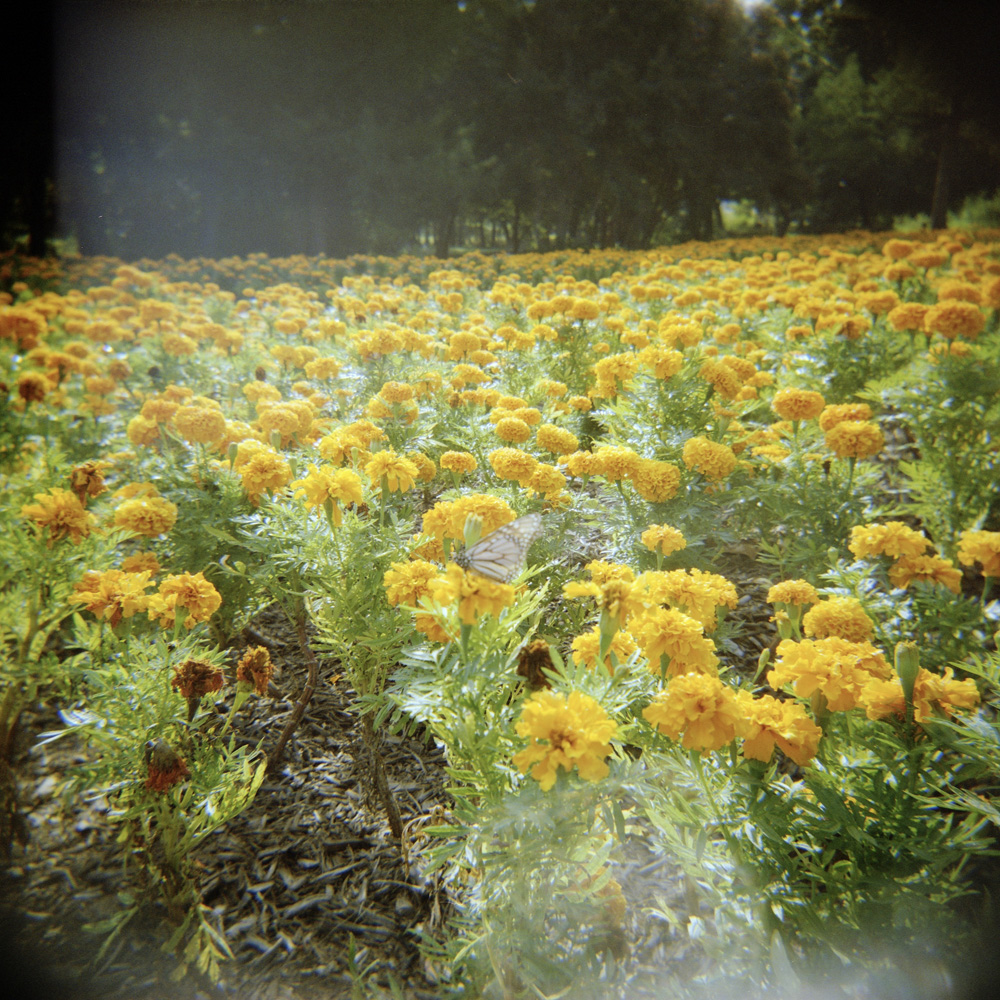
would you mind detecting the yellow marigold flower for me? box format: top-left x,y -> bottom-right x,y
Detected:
631,607 -> 718,677
561,450 -> 602,478
439,450 -> 478,475
888,554 -> 962,593
771,388 -> 825,422
633,569 -> 735,632
699,359 -> 743,400
768,636 -> 890,711
488,447 -> 539,485
513,689 -> 617,791
0,305 -> 47,349
289,464 -> 364,524
430,563 -> 515,625
148,571 -> 222,630
379,380 -> 414,403
406,451 -> 436,482
817,403 -> 872,432
824,420 -> 884,460
141,398 -> 179,424
571,626 -> 639,674
161,332 -> 198,357
887,302 -> 929,333
569,297 -> 601,321
172,405 -> 227,445
526,462 -> 567,501
303,356 -> 342,380
592,445 -> 640,482
365,449 -> 418,493
69,569 -> 153,626
767,579 -> 819,607
113,495 -> 178,538
568,394 -> 593,412
593,353 -> 639,392
643,673 -> 740,752
417,495 -> 516,560
243,379 -> 281,404
682,436 -> 736,482
882,238 -> 914,259
849,521 -> 929,560
630,458 -> 681,502
536,423 -> 579,456
641,524 -> 687,557
924,300 -> 985,340
957,530 -> 1000,578
494,416 -> 531,444
802,596 -> 873,642
383,559 -> 441,607
238,449 -> 293,505
860,667 -> 979,723
127,415 -> 160,446
639,346 -> 684,380
121,551 -> 160,575
564,578 -> 643,625
585,561 -> 636,586
735,691 -> 822,766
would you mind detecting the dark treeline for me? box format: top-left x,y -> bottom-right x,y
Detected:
5,0 -> 999,259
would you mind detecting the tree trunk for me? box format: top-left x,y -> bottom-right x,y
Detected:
930,104 -> 958,230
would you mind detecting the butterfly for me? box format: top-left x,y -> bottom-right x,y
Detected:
453,512 -> 544,583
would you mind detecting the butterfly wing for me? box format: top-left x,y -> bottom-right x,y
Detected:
455,512 -> 543,583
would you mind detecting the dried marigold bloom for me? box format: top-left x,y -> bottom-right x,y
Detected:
144,739 -> 190,792
236,645 -> 275,696
517,639 -> 554,690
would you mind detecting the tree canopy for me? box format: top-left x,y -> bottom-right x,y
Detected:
3,0 -> 998,258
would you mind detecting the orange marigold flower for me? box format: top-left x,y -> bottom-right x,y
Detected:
924,300 -> 985,340
21,488 -> 96,546
824,420 -> 884,460
643,673 -> 741,752
513,689 -> 617,791
887,303 -> 930,332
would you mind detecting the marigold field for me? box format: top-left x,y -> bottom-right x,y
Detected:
2,230 -> 1000,998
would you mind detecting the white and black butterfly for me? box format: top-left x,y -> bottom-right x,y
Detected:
453,512 -> 543,583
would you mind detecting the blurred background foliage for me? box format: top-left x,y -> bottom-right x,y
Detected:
4,0 -> 999,259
